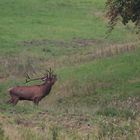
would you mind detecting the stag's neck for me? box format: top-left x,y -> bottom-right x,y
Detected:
44,82 -> 53,88
42,82 -> 53,95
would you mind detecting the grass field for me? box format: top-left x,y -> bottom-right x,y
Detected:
0,0 -> 140,140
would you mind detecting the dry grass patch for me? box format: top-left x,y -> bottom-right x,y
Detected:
18,38 -> 103,48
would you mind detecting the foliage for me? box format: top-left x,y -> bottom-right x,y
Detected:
0,0 -> 139,139
106,0 -> 140,33
0,124 -> 9,140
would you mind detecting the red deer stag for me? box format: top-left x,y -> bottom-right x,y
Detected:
8,68 -> 57,105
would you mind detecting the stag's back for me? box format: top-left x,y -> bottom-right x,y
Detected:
9,85 -> 44,98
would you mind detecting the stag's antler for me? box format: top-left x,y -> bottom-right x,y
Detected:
45,68 -> 54,78
25,72 -> 46,83
25,68 -> 54,83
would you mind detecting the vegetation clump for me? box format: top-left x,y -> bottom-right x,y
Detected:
106,0 -> 140,33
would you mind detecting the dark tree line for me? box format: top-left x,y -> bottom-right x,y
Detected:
106,0 -> 140,33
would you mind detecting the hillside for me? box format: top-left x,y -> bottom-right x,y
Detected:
0,0 -> 139,140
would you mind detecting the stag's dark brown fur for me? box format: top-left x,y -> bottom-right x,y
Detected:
8,70 -> 57,105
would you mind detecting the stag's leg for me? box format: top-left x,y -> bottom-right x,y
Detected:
7,98 -> 12,104
8,91 -> 17,104
12,97 -> 19,105
7,96 -> 14,104
7,91 -> 14,104
33,97 -> 39,106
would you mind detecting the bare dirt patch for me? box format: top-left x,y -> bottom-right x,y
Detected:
0,77 -> 7,82
18,38 -> 103,48
109,97 -> 140,113
36,112 -> 95,133
128,76 -> 140,83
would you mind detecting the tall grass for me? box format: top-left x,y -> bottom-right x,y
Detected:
0,0 -> 139,139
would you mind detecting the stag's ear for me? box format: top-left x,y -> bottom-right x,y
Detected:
53,74 -> 57,80
42,73 -> 49,81
42,78 -> 45,81
42,77 -> 46,81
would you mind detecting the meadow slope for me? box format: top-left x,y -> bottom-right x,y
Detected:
0,0 -> 139,140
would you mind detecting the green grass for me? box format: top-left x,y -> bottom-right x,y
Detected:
0,0 -> 139,139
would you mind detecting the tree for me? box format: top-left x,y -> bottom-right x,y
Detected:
106,0 -> 140,33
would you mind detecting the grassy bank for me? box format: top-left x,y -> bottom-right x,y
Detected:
0,0 -> 139,139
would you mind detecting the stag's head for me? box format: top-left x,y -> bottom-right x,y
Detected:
25,68 -> 57,85
43,68 -> 57,85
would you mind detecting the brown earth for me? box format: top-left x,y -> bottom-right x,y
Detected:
18,38 -> 103,48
